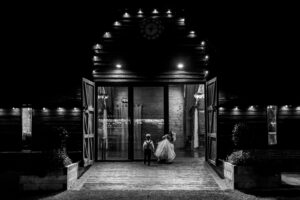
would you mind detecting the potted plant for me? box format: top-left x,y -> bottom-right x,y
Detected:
223,122 -> 281,190
20,126 -> 79,191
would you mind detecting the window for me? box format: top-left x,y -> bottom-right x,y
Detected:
267,105 -> 277,145
22,107 -> 32,149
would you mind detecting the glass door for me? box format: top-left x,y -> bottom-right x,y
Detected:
97,86 -> 129,160
133,87 -> 164,159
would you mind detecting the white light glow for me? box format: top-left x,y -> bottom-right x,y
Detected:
42,107 -> 48,111
152,9 -> 158,14
138,9 -> 143,14
188,30 -> 196,38
177,63 -> 184,69
296,106 -> 300,111
219,107 -> 224,111
178,18 -> 185,25
204,70 -> 209,76
233,106 -> 239,111
93,44 -> 102,50
248,106 -> 255,111
167,9 -> 172,14
73,107 -> 79,111
204,55 -> 209,61
93,56 -> 100,62
113,21 -> 121,26
123,12 -> 130,18
103,32 -> 111,38
116,64 -> 122,69
57,107 -> 65,112
201,41 -> 206,46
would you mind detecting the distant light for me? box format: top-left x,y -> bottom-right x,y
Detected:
267,105 -> 273,109
113,21 -> 121,26
103,32 -> 111,38
116,63 -> 122,69
73,107 -> 79,111
42,107 -> 48,111
57,107 -> 65,112
93,43 -> 102,50
188,30 -> 196,38
296,106 -> 300,111
92,70 -> 96,74
138,9 -> 143,14
166,9 -> 172,14
204,55 -> 209,61
177,63 -> 184,69
219,107 -> 224,111
178,18 -> 185,25
93,56 -> 100,62
248,106 -> 255,111
281,105 -> 289,110
233,106 -> 239,111
204,70 -> 209,77
152,9 -> 158,14
123,12 -> 130,18
12,107 -> 16,110
201,41 -> 206,46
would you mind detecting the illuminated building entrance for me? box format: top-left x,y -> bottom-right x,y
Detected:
96,84 -> 206,161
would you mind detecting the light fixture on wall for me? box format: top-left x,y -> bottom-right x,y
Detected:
177,62 -> 184,69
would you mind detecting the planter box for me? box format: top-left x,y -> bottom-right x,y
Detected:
223,161 -> 281,190
19,162 -> 78,191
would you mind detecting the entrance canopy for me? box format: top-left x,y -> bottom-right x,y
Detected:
91,8 -> 213,83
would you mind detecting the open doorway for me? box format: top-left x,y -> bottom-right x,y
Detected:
96,84 -> 205,161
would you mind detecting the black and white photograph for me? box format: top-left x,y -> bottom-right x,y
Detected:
1,2 -> 300,200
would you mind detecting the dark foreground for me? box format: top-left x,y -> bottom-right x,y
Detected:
13,189 -> 300,200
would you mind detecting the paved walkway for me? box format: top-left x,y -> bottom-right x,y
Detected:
71,154 -> 229,191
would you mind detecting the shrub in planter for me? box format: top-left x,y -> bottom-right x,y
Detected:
20,126 -> 78,191
224,122 -> 281,189
232,122 -> 253,150
45,126 -> 72,170
227,150 -> 254,166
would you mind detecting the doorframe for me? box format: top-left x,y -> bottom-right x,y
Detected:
94,82 -> 206,161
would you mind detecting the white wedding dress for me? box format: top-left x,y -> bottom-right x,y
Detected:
154,132 -> 176,163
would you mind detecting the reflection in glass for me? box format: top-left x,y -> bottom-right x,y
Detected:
133,87 -> 164,159
97,87 -> 129,160
267,105 -> 277,145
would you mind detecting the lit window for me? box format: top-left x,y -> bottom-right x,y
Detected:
267,105 -> 277,145
22,107 -> 32,150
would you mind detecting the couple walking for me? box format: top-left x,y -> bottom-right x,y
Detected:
142,131 -> 176,166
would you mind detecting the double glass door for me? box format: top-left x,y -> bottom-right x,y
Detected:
97,86 -> 164,160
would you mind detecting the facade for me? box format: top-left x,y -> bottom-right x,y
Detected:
1,8 -> 300,177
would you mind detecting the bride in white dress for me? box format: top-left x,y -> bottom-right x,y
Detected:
155,131 -> 176,163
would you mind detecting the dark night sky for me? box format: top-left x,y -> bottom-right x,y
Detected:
1,2 -> 299,104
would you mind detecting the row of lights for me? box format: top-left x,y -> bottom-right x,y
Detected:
93,40 -> 207,53
0,107 -> 81,112
123,8 -> 175,18
100,29 -> 202,39
93,39 -> 206,54
93,61 -> 209,74
219,105 -> 300,111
